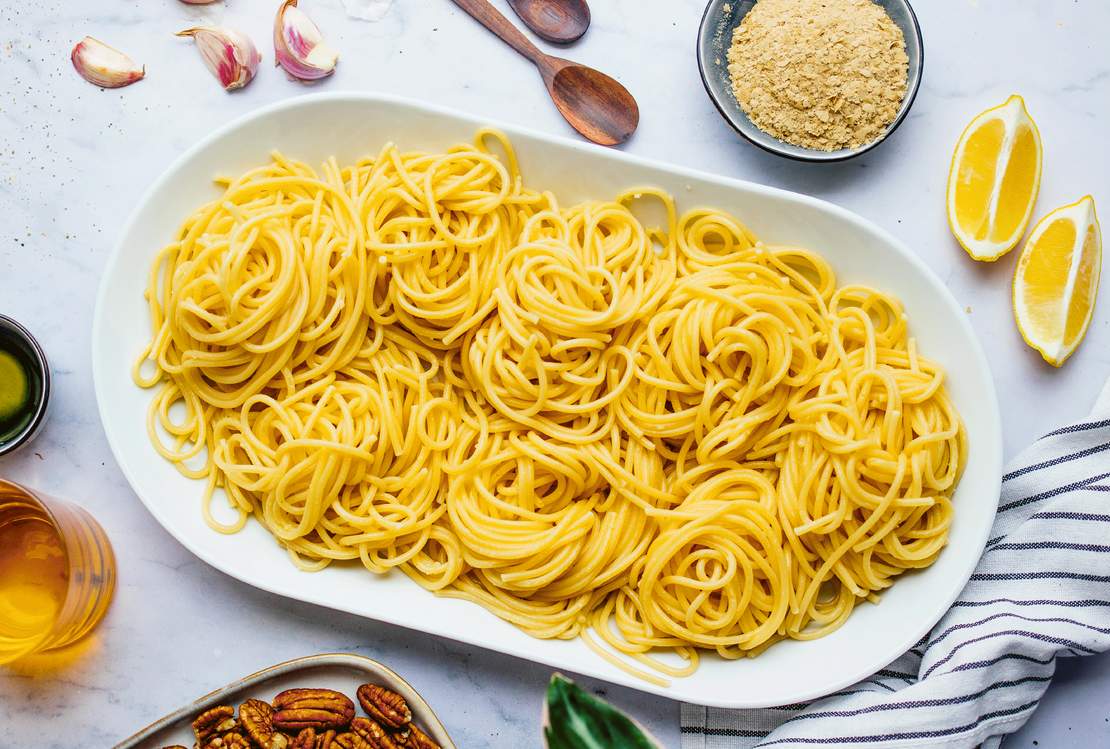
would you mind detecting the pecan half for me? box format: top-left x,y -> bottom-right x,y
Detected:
332,733 -> 373,749
291,728 -> 317,749
402,723 -> 441,749
272,688 -> 355,732
350,717 -> 404,749
193,706 -> 237,742
391,725 -> 410,746
356,685 -> 412,729
239,698 -> 277,747
204,732 -> 250,749
315,729 -> 338,749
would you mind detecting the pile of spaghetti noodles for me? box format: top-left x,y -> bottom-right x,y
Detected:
135,130 -> 965,683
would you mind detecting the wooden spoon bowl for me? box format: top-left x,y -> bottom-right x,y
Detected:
508,0 -> 591,44
542,60 -> 638,146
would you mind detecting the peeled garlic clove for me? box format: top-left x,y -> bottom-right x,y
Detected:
274,0 -> 339,82
71,37 -> 145,88
176,27 -> 261,91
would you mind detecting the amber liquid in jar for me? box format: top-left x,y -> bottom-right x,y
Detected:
0,481 -> 115,664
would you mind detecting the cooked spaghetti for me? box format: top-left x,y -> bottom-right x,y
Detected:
134,130 -> 965,684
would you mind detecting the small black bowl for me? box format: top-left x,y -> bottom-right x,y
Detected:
697,0 -> 924,162
0,315 -> 51,457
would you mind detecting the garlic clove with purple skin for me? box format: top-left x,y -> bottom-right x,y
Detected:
176,27 -> 261,92
71,37 -> 145,88
274,0 -> 339,82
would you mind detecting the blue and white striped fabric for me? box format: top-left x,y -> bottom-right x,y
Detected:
681,378 -> 1110,749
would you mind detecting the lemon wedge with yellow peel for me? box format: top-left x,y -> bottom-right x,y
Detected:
1013,196 -> 1102,367
947,95 -> 1042,261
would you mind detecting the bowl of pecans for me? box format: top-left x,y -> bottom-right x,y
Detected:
114,654 -> 454,749
697,0 -> 924,161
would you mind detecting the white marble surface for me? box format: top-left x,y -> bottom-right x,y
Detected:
1,0 -> 1108,746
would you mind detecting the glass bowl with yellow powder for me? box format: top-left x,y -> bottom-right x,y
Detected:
697,0 -> 923,162
0,315 -> 50,457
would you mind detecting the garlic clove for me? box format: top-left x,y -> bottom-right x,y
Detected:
178,1 -> 221,4
274,0 -> 339,82
176,27 -> 262,91
71,37 -> 145,88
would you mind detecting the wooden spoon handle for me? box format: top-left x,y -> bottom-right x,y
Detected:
451,0 -> 545,65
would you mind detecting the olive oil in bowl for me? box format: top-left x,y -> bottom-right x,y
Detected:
0,316 -> 49,455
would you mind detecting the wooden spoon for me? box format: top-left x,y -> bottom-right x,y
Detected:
507,0 -> 591,44
451,0 -> 638,146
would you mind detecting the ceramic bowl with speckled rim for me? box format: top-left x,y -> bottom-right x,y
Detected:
114,653 -> 456,749
697,0 -> 924,162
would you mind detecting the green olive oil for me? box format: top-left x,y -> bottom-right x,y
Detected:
0,328 -> 42,445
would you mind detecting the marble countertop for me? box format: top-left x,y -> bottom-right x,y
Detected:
1,0 -> 1108,746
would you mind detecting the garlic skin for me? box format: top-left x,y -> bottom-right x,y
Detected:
342,0 -> 393,21
71,37 -> 145,88
176,27 -> 261,91
274,0 -> 339,82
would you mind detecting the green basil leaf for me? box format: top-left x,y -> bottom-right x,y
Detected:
543,673 -> 662,749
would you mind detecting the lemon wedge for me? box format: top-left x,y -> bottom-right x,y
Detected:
1013,196 -> 1102,367
947,95 -> 1042,261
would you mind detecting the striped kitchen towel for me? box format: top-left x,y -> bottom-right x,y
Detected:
681,377 -> 1110,749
